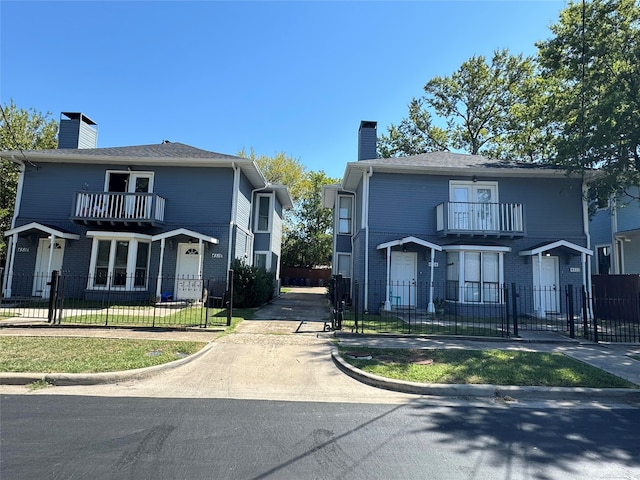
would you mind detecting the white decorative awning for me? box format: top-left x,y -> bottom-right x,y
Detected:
519,240 -> 592,257
4,222 -> 80,240
376,235 -> 442,251
151,228 -> 219,244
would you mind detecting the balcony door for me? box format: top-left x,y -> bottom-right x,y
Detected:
450,182 -> 498,231
106,171 -> 153,219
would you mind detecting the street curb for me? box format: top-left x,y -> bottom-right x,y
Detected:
330,347 -> 640,403
0,341 -> 217,386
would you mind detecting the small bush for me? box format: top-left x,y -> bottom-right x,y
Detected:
231,259 -> 274,308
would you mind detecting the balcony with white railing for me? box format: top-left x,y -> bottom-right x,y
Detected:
436,202 -> 525,237
71,192 -> 166,226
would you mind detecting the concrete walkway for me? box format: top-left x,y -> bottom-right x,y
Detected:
1,287 -> 639,405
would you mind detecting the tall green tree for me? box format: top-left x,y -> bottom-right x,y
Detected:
378,50 -> 538,159
537,0 -> 640,198
0,101 -> 58,264
282,171 -> 338,268
237,148 -> 307,203
237,149 -> 338,268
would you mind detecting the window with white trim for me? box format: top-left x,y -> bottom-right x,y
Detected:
446,250 -> 502,303
255,194 -> 272,232
254,252 -> 269,271
336,253 -> 351,278
337,196 -> 353,234
89,237 -> 150,290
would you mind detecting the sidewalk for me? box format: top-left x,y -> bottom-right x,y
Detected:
1,287 -> 639,404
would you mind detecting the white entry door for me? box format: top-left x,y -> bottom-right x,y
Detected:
32,238 -> 65,297
175,243 -> 203,301
390,251 -> 417,307
533,255 -> 559,316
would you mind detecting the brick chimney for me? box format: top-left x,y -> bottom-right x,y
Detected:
357,120 -> 377,161
58,112 -> 98,149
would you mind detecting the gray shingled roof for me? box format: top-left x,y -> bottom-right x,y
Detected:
5,142 -> 243,161
341,151 -> 582,190
354,151 -> 563,170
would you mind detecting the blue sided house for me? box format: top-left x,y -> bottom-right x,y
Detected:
590,186 -> 640,275
2,112 -> 292,301
323,121 -> 595,318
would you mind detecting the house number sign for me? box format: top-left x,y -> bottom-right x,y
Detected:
17,247 -> 30,253
211,253 -> 223,259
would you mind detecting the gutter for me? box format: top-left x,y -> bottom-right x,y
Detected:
227,163 -> 240,273
363,166 -> 373,312
10,155 -> 25,229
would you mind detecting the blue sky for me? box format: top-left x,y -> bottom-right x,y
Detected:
1,0 -> 567,180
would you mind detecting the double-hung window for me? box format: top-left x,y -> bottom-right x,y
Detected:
445,247 -> 506,303
336,253 -> 351,278
255,194 -> 272,233
338,196 -> 353,234
88,233 -> 151,290
254,252 -> 269,271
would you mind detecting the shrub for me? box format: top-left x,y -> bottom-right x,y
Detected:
231,259 -> 274,308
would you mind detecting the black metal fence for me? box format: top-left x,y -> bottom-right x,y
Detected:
328,277 -> 639,343
1,271 -> 234,328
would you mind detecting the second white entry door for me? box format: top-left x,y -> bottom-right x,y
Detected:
390,251 -> 417,307
175,243 -> 203,301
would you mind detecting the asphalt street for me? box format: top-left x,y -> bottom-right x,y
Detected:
2,395 -> 638,480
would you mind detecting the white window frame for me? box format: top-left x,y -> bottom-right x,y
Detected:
444,245 -> 507,304
337,195 -> 353,235
255,194 -> 273,233
336,253 -> 351,278
104,170 -> 155,193
87,232 -> 152,290
254,251 -> 270,271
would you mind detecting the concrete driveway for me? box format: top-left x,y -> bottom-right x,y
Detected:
0,288 -> 417,403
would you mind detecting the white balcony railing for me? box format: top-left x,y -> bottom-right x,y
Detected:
73,192 -> 166,223
436,202 -> 524,235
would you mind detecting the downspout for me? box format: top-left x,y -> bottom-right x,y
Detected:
4,156 -> 25,297
611,196 -> 620,274
11,156 -> 25,229
227,163 -> 240,273
581,181 -> 592,301
363,166 -> 373,312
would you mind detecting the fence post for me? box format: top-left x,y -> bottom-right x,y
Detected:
504,285 -> 510,337
226,269 -> 234,327
511,282 -> 519,337
204,278 -> 210,328
47,270 -> 59,324
354,280 -> 359,333
567,284 -> 575,338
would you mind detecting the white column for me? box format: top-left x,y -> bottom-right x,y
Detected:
198,239 -> 203,279
384,246 -> 391,311
3,234 -> 17,297
428,248 -> 435,313
156,238 -> 165,299
537,252 -> 544,317
44,235 -> 57,299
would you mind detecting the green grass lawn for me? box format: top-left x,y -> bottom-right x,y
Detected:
0,337 -> 207,373
339,347 -> 637,388
341,314 -> 501,337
